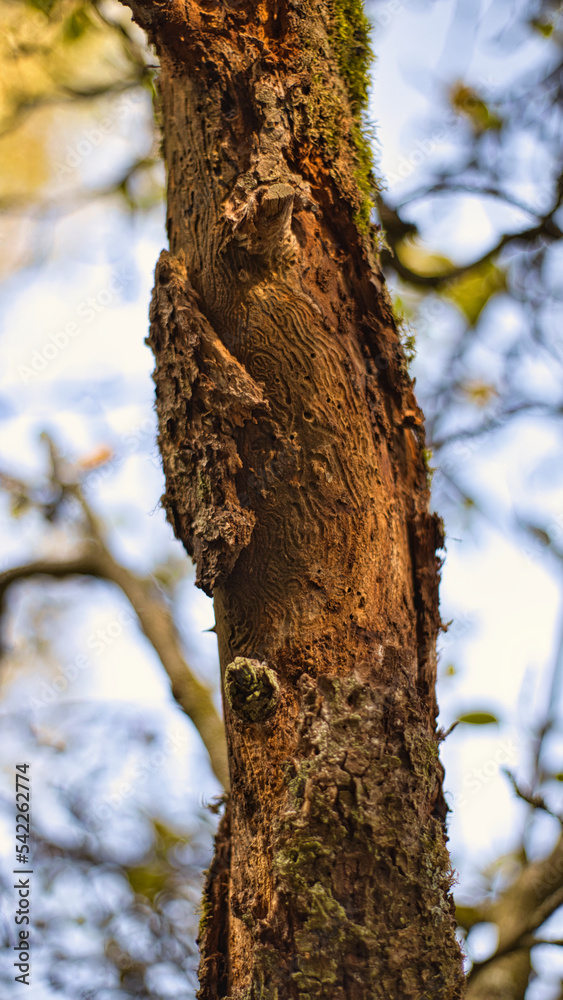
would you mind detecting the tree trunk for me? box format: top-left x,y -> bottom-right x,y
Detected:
122,0 -> 465,996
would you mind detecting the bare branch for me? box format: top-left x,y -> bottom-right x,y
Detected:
504,770 -> 563,824
466,836 -> 563,999
392,184 -> 542,220
0,541 -> 229,790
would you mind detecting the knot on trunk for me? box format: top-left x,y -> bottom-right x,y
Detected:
225,657 -> 280,724
225,182 -> 297,266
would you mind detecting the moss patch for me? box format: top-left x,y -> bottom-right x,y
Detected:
330,0 -> 373,113
330,0 -> 378,232
288,0 -> 380,236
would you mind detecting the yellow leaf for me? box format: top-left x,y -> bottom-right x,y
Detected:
450,82 -> 503,133
0,116 -> 51,201
530,18 -> 554,36
397,239 -> 455,278
445,259 -> 506,325
77,445 -> 114,470
460,380 -> 498,407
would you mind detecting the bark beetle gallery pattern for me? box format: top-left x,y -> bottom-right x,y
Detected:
120,0 -> 466,994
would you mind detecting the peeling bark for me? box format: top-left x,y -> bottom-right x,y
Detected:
122,0 -> 465,995
149,251 -> 268,595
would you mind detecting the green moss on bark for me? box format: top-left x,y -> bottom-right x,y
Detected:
289,0 -> 379,235
330,0 -> 373,112
330,0 -> 377,232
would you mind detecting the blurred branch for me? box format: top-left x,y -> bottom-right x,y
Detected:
466,836 -> 563,999
0,78 -> 146,141
0,153 -> 161,216
431,401 -> 563,451
504,769 -> 563,822
393,183 -> 542,220
0,439 -> 229,790
0,544 -> 229,789
379,210 -> 563,289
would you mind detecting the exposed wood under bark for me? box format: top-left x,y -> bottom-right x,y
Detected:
122,0 -> 465,995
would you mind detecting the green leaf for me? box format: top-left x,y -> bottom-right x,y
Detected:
455,904 -> 483,930
445,259 -> 507,326
553,773 -> 563,782
62,6 -> 92,42
450,82 -> 503,133
125,863 -> 168,902
457,712 -> 499,726
530,18 -> 554,37
10,494 -> 31,519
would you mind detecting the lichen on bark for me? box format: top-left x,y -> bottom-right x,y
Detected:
256,672 -> 459,999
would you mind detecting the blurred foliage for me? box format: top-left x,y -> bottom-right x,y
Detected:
444,260 -> 507,327
449,82 -> 503,134
377,0 -> 563,564
0,707 -> 214,1000
0,0 -> 161,275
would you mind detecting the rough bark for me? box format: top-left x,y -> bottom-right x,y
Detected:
121,0 -> 465,996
